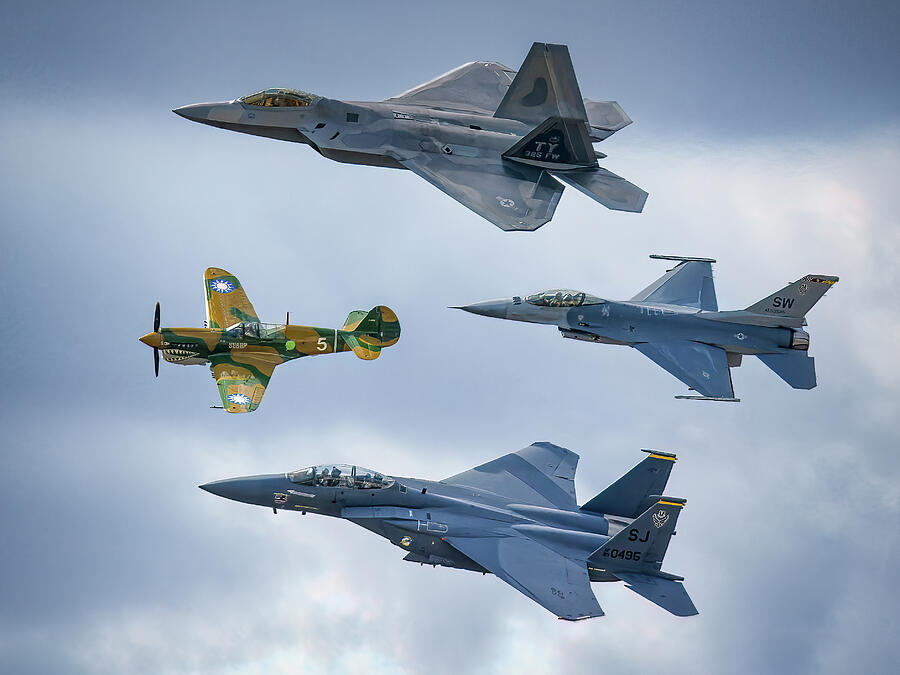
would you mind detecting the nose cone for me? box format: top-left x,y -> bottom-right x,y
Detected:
173,103 -> 214,122
199,474 -> 287,507
453,299 -> 512,320
173,101 -> 242,124
139,332 -> 163,348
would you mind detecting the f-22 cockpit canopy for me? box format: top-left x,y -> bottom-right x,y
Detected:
524,289 -> 605,308
288,464 -> 395,490
240,88 -> 320,107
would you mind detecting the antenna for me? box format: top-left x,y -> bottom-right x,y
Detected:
286,311 -> 290,325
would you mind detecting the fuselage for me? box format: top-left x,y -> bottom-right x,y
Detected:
461,296 -> 807,356
174,95 -> 537,170
139,322 -> 365,367
201,469 -> 624,582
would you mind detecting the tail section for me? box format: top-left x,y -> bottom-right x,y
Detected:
588,497 -> 685,574
745,275 -> 838,321
588,497 -> 696,616
757,352 -> 817,389
581,450 -> 676,518
494,42 -> 589,125
341,306 -> 401,360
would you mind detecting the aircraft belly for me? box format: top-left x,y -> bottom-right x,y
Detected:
316,147 -> 405,168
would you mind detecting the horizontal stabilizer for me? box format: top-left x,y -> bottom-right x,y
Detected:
551,168 -> 647,212
757,352 -> 817,389
494,42 -> 588,124
614,572 -> 698,616
581,450 -> 676,518
583,100 -> 632,141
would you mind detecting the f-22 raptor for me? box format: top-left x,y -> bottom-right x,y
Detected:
174,42 -> 646,232
139,268 -> 400,412
457,256 -> 838,400
201,442 -> 697,619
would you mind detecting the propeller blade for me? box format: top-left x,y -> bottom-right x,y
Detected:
154,302 -> 161,332
154,347 -> 160,377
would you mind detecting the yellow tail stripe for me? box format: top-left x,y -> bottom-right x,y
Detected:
657,500 -> 684,507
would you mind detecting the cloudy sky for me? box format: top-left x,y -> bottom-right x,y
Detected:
1,1 -> 898,673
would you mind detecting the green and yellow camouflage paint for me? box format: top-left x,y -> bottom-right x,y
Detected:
140,267 -> 400,413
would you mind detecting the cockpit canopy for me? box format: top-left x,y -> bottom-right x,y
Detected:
524,289 -> 604,308
225,322 -> 284,339
240,88 -> 320,107
287,464 -> 395,490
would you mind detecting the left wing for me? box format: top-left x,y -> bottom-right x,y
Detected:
442,442 -> 578,508
205,267 -> 260,329
445,535 -> 603,620
398,153 -> 563,231
634,341 -> 734,398
630,258 -> 718,310
209,352 -> 280,413
386,61 -> 516,115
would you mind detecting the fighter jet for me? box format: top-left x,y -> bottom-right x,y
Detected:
201,442 -> 696,619
139,267 -> 400,412
174,42 -> 646,232
456,256 -> 838,401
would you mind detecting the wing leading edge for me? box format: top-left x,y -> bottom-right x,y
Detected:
634,341 -> 734,398
442,442 -> 579,508
445,535 -> 603,620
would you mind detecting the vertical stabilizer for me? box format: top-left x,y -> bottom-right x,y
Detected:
494,42 -> 588,124
580,450 -> 676,518
745,275 -> 838,320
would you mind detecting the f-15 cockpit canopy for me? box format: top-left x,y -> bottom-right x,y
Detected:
525,289 -> 605,307
240,88 -> 320,107
287,464 -> 395,490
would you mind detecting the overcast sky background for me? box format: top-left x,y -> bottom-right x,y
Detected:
1,2 -> 899,673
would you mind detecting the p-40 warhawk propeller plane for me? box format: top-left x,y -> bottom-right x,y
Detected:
201,442 -> 697,619
174,42 -> 646,232
139,268 -> 400,413
456,256 -> 838,401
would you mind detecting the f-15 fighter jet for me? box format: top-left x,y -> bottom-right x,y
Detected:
201,442 -> 696,619
174,42 -> 646,232
139,267 -> 400,412
456,256 -> 838,401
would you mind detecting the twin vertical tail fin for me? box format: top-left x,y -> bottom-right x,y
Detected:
745,275 -> 838,322
580,450 -> 676,518
341,306 -> 401,360
588,497 -> 698,616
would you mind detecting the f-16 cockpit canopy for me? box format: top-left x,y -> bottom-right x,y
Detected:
525,289 -> 604,307
240,88 -> 320,107
287,464 -> 395,490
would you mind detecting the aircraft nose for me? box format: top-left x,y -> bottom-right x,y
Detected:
172,103 -> 213,122
199,474 -> 286,507
139,332 -> 163,348
453,299 -> 511,320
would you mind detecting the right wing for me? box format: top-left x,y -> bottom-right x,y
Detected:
630,259 -> 718,310
386,61 -> 516,115
442,442 -> 578,509
445,535 -> 603,620
634,341 -> 734,398
209,352 -> 280,413
398,152 -> 563,231
205,267 -> 260,329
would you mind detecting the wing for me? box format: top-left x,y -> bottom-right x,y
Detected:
445,535 -> 603,620
442,442 -> 578,508
634,341 -> 734,398
399,153 -> 564,231
630,260 -> 718,310
209,352 -> 280,413
386,61 -> 516,115
205,267 -> 260,329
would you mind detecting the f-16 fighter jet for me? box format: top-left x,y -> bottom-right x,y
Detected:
201,442 -> 696,619
139,267 -> 400,413
456,256 -> 838,401
174,42 -> 646,232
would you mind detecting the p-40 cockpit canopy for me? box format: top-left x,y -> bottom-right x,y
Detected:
240,88 -> 320,107
225,322 -> 285,339
525,289 -> 605,308
288,464 -> 395,490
